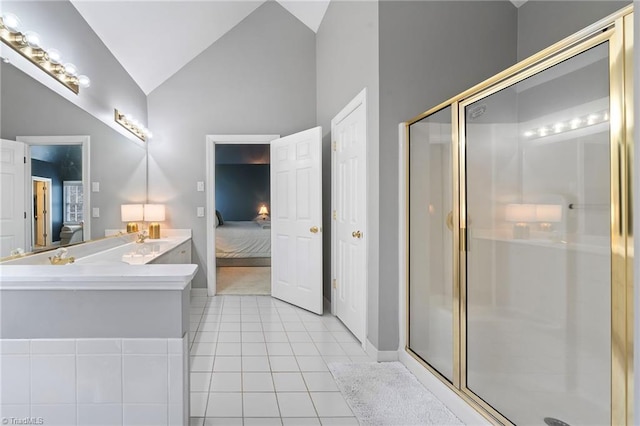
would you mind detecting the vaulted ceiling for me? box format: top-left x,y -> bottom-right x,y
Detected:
70,0 -> 331,95
71,0 -> 524,95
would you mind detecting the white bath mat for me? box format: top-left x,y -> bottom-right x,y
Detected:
328,361 -> 464,426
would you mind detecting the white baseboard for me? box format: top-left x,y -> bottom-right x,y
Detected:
399,350 -> 490,425
366,339 -> 398,362
191,288 -> 208,297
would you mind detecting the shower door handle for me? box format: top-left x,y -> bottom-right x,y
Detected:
446,211 -> 453,231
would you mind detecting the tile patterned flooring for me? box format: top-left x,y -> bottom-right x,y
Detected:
189,294 -> 372,425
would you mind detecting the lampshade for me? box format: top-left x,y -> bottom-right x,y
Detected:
121,204 -> 143,222
258,205 -> 269,215
144,204 -> 165,222
505,204 -> 536,222
536,204 -> 562,222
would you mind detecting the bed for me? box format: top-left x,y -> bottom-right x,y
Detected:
216,220 -> 271,266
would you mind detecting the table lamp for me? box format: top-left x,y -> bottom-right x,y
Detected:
121,204 -> 143,233
505,204 -> 536,239
144,204 -> 165,239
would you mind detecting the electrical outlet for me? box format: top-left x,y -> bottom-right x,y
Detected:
197,181 -> 205,192
197,207 -> 205,217
92,182 -> 100,192
92,207 -> 100,218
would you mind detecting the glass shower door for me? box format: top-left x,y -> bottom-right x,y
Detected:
463,42 -> 611,425
408,106 -> 455,383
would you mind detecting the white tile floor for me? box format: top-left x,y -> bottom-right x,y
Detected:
189,294 -> 371,426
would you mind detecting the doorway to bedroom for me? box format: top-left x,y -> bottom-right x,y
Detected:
214,143 -> 272,295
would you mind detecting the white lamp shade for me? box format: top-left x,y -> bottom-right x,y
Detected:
144,204 -> 165,222
121,204 -> 143,222
258,205 -> 269,215
505,204 -> 536,222
536,204 -> 562,222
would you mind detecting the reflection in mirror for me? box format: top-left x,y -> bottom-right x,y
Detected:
0,61 -> 147,259
30,144 -> 84,252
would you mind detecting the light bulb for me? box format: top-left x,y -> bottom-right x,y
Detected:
587,114 -> 598,125
538,127 -> 548,137
63,63 -> 78,76
603,112 -> 609,121
78,75 -> 90,88
553,123 -> 565,133
23,31 -> 41,48
1,13 -> 21,32
570,118 -> 582,129
131,119 -> 140,128
524,130 -> 534,137
46,48 -> 61,64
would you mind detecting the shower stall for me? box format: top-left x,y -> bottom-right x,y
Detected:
405,6 -> 633,425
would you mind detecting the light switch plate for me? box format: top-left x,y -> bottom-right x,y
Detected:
197,181 -> 205,192
92,207 -> 100,218
197,207 -> 205,217
92,182 -> 100,192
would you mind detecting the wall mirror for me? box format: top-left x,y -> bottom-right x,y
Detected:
0,61 -> 147,257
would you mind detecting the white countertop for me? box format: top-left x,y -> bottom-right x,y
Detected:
0,231 -> 197,290
0,264 -> 197,290
74,235 -> 190,265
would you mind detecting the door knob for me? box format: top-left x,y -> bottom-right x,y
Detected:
310,226 -> 319,234
352,230 -> 362,239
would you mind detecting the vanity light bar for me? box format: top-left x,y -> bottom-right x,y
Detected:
0,12 -> 90,94
523,109 -> 609,139
114,109 -> 153,142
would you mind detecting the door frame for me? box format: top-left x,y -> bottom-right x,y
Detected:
31,176 -> 53,248
205,134 -> 279,296
330,88 -> 368,347
17,135 -> 91,252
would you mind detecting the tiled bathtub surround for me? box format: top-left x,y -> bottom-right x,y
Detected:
0,337 -> 188,426
188,294 -> 371,425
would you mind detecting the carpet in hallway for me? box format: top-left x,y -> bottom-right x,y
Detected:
216,266 -> 270,295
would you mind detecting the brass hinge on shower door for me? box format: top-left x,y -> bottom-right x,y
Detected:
333,279 -> 337,289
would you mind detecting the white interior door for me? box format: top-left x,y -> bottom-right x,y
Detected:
271,127 -> 323,314
0,139 -> 26,257
332,91 -> 367,343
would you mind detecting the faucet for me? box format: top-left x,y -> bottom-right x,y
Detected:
136,231 -> 149,244
48,248 -> 75,265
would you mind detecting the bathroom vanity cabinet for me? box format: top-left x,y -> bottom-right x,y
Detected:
0,230 -> 196,426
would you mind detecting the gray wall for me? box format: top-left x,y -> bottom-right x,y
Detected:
2,0 -> 147,126
316,1 -> 380,312
147,2 -> 317,289
377,0 -> 518,350
1,63 -> 147,239
517,0 -> 631,61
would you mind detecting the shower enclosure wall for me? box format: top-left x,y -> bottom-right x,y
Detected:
404,6 -> 633,425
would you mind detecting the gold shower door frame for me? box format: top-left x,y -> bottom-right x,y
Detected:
404,5 -> 634,425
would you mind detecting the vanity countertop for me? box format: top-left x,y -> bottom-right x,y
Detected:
0,264 -> 197,290
0,231 -> 196,291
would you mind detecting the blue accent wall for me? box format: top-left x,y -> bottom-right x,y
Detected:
31,159 -> 63,242
215,164 -> 270,221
